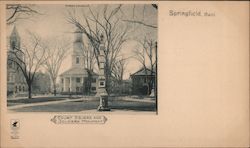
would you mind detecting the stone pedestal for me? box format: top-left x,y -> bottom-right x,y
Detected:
97,88 -> 110,111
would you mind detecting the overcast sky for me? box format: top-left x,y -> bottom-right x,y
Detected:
7,4 -> 157,80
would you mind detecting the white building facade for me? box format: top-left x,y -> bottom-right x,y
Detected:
59,28 -> 98,94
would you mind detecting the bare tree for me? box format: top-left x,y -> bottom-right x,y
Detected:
80,42 -> 98,95
66,5 -> 129,93
121,4 -> 157,29
6,4 -> 41,25
133,37 -> 156,95
42,37 -> 71,96
112,58 -> 127,83
79,42 -> 97,71
8,32 -> 47,99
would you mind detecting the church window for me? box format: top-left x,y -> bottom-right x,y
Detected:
19,86 -> 21,92
10,74 -> 13,82
99,81 -> 105,87
8,61 -> 12,68
76,77 -> 81,83
61,78 -> 64,83
23,86 -> 25,91
76,57 -> 80,64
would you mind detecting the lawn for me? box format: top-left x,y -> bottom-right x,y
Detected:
11,99 -> 156,112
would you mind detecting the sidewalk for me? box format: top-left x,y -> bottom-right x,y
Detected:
121,97 -> 155,103
7,94 -> 66,100
8,97 -> 92,110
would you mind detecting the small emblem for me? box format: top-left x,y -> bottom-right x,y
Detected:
10,119 -> 20,130
10,119 -> 20,139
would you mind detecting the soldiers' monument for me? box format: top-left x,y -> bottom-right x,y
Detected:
97,34 -> 110,111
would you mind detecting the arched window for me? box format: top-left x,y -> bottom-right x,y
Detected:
76,57 -> 80,64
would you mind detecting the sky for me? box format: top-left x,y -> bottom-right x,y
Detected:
7,4 -> 157,80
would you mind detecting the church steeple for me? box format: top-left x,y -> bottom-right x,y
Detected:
10,25 -> 20,50
72,27 -> 85,67
74,27 -> 83,43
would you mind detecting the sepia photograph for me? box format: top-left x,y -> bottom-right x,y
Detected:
6,4 -> 158,113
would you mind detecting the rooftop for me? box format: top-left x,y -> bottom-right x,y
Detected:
131,67 -> 156,76
60,67 -> 98,77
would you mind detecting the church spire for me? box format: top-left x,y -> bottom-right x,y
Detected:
72,27 -> 84,67
74,27 -> 83,43
10,25 -> 20,39
10,25 -> 21,50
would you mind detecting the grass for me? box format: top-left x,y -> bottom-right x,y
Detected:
11,99 -> 156,112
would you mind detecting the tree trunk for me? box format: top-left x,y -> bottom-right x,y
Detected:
28,84 -> 32,99
53,81 -> 57,96
53,88 -> 57,96
147,81 -> 151,95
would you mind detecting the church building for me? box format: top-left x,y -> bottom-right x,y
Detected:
7,26 -> 27,97
59,28 -> 98,95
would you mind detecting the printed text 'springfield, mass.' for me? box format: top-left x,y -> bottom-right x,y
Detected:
169,10 -> 202,17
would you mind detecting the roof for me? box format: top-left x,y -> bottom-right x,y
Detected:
131,67 -> 155,76
60,67 -> 98,77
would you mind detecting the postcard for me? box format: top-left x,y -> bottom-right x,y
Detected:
0,1 -> 249,147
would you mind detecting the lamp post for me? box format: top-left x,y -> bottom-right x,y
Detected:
97,34 -> 110,111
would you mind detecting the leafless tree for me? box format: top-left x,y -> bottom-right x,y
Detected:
134,37 -> 156,95
79,42 -> 97,71
112,58 -> 127,83
66,5 -> 129,93
6,4 -> 41,25
8,32 -> 47,99
121,4 -> 157,29
42,37 -> 71,96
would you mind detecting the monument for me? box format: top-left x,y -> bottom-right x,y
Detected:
97,34 -> 110,111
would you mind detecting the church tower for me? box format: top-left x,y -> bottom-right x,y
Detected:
7,26 -> 26,96
10,26 -> 20,51
72,27 -> 85,67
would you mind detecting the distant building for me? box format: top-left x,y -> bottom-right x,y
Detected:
110,79 -> 132,95
7,26 -> 27,96
130,67 -> 156,95
59,28 -> 98,94
32,72 -> 51,94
